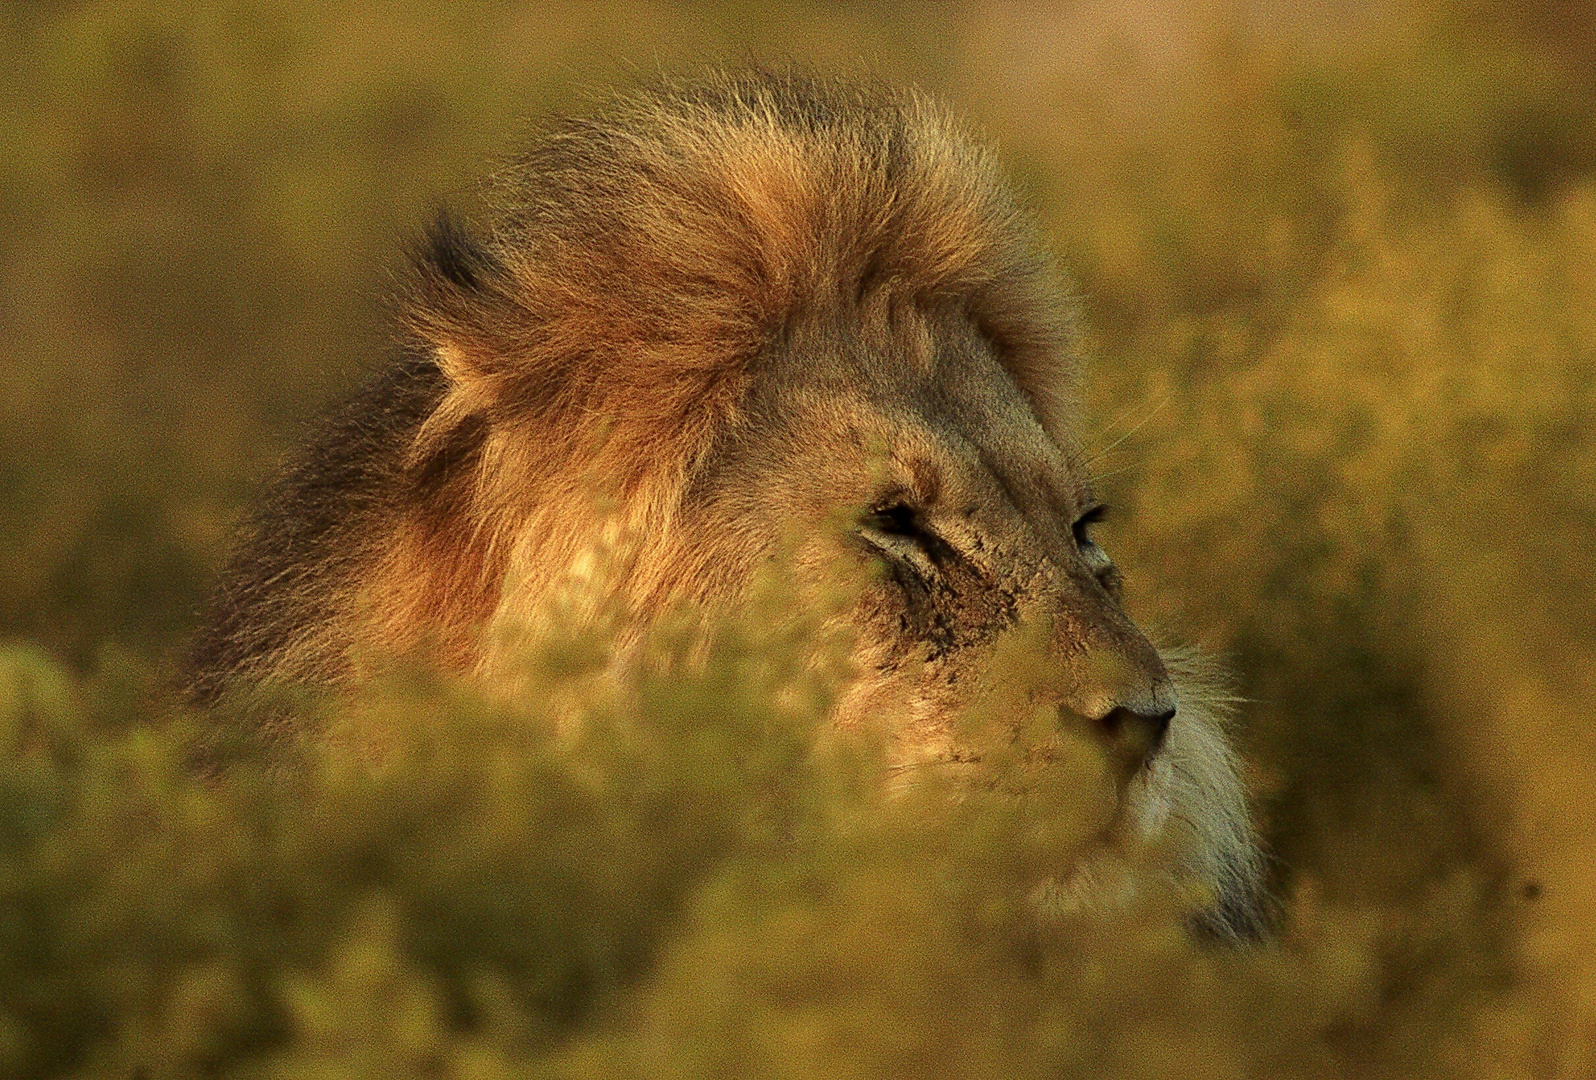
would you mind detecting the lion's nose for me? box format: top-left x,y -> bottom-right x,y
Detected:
1093,704 -> 1174,773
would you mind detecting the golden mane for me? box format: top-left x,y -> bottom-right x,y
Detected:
402,69 -> 1078,493
190,68 -> 1082,696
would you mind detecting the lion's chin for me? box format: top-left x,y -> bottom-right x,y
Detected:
1027,849 -> 1165,922
1020,753 -> 1194,924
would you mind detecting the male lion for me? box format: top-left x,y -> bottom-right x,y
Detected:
187,70 -> 1264,939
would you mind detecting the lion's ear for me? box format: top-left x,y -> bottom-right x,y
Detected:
403,210 -> 521,402
405,389 -> 489,477
396,211 -> 514,483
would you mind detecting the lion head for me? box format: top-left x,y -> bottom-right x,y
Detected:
189,70 -> 1264,939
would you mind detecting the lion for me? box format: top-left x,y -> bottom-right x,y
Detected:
186,69 -> 1265,940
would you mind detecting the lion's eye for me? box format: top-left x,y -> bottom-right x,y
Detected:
861,500 -> 957,577
1072,503 -> 1108,552
858,502 -> 946,572
861,503 -> 920,538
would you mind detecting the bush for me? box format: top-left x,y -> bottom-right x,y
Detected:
0,611 -> 1524,1079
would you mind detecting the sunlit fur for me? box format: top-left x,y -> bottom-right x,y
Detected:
188,69 -> 1265,939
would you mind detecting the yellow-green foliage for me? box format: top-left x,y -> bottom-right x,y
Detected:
4,0 -> 1596,1074
0,617 -> 1508,1079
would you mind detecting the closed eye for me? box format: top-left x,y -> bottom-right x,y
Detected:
858,501 -> 955,571
861,502 -> 920,539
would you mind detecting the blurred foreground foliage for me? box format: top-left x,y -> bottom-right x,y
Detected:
0,618 -> 1522,1079
4,0 -> 1596,1074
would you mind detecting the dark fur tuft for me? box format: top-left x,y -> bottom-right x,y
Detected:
417,209 -> 497,294
186,350 -> 450,704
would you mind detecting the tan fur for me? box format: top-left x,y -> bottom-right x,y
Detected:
188,70 -> 1264,938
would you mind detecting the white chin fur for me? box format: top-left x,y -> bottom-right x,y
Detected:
1038,652 -> 1266,938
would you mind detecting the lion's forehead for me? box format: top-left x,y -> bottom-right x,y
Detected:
758,345 -> 1090,526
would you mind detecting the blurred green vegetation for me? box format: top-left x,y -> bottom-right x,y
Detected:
3,0 -> 1596,1074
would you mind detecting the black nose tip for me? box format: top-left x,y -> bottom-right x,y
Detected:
1096,705 -> 1175,767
